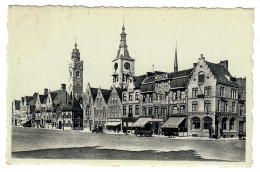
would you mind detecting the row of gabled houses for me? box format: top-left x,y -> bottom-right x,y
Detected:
12,23 -> 247,138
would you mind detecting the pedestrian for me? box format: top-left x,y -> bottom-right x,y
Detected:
209,126 -> 212,138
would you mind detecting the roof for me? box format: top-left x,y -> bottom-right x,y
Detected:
143,76 -> 155,84
30,105 -> 35,112
115,87 -> 125,102
50,92 -> 59,100
101,89 -> 112,103
140,83 -> 155,93
133,74 -> 146,89
206,62 -> 232,83
61,100 -> 82,111
29,96 -> 37,106
170,77 -> 190,88
25,96 -> 33,104
168,68 -> 193,79
90,87 -> 99,102
39,95 -> 48,104
21,97 -> 25,103
14,100 -> 20,110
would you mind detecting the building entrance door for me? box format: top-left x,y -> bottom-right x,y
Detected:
239,121 -> 244,132
59,121 -> 62,129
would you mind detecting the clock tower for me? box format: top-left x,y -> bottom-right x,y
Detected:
68,42 -> 83,100
112,23 -> 135,89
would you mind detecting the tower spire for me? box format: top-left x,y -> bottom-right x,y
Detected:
174,40 -> 178,72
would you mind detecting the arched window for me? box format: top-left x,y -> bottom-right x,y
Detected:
230,118 -> 236,130
222,117 -> 228,130
76,71 -> 80,78
198,72 -> 205,84
192,101 -> 198,112
203,116 -> 212,129
224,102 -> 228,112
191,117 -> 200,129
218,100 -> 221,112
204,100 -> 211,112
232,102 -> 236,112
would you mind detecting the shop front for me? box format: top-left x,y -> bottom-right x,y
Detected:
161,117 -> 187,136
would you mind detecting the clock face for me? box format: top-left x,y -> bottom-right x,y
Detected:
114,63 -> 118,70
124,62 -> 130,70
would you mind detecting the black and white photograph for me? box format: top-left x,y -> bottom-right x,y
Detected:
6,6 -> 253,166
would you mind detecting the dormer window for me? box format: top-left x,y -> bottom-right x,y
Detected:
198,72 -> 205,84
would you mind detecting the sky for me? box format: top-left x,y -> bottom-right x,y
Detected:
8,7 -> 253,101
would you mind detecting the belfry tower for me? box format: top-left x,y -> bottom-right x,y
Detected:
112,22 -> 135,89
68,42 -> 83,100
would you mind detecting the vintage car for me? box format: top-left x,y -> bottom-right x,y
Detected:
92,127 -> 103,133
134,129 -> 153,137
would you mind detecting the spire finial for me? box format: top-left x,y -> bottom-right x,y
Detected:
74,37 -> 77,48
174,40 -> 178,72
122,18 -> 125,30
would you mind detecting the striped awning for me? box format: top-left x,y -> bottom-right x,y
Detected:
161,117 -> 185,128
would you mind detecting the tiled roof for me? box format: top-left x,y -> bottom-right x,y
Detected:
143,76 -> 155,84
115,88 -> 125,102
170,77 -> 190,88
25,96 -> 33,104
168,68 -> 193,79
30,105 -> 35,112
206,62 -> 232,83
90,87 -> 98,102
140,83 -> 155,93
101,89 -> 112,103
14,100 -> 20,110
61,100 -> 82,111
50,92 -> 59,100
39,95 -> 48,104
51,90 -> 60,94
133,74 -> 147,89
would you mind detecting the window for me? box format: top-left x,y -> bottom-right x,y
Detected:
70,71 -> 72,77
162,107 -> 167,115
198,72 -> 205,84
76,71 -> 80,78
129,93 -> 133,101
224,102 -> 228,112
203,117 -> 212,129
160,94 -> 164,100
123,106 -> 126,115
240,105 -> 244,116
129,105 -> 133,115
172,105 -> 177,114
180,105 -> 185,114
232,102 -> 236,112
204,101 -> 211,112
135,92 -> 139,100
192,102 -> 198,112
123,94 -> 126,101
173,92 -> 177,100
164,82 -> 168,87
204,86 -> 211,97
148,107 -> 153,115
222,117 -> 228,130
143,107 -> 147,115
157,82 -> 161,88
192,88 -> 198,98
165,92 -> 169,100
231,89 -> 237,99
218,100 -> 221,112
220,87 -> 225,97
155,107 -> 159,115
103,107 -> 106,117
149,94 -> 153,102
181,91 -> 185,99
135,105 -> 139,115
191,117 -> 200,129
230,118 -> 235,130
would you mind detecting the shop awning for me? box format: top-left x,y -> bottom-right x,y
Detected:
105,122 -> 121,126
132,118 -> 152,128
161,117 -> 185,128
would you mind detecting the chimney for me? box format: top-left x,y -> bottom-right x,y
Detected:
219,60 -> 228,70
61,84 -> 66,92
193,63 -> 197,68
44,88 -> 48,95
199,54 -> 205,61
33,92 -> 37,98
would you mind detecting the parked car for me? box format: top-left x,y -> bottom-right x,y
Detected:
134,129 -> 153,137
92,127 -> 103,133
21,121 -> 32,128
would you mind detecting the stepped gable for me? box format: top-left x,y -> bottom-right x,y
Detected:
101,88 -> 112,103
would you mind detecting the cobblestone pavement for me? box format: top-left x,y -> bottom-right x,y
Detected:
11,127 -> 245,161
